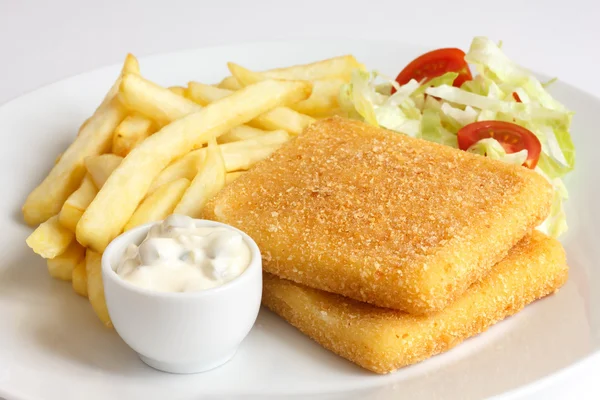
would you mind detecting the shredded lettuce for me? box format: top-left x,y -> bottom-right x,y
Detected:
441,103 -> 477,126
535,169 -> 569,238
467,138 -> 529,166
413,72 -> 458,96
338,36 -> 576,237
421,108 -> 458,147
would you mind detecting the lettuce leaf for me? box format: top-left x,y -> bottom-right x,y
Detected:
421,108 -> 458,147
467,138 -> 529,165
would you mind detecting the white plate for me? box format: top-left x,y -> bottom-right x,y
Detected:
0,40 -> 598,400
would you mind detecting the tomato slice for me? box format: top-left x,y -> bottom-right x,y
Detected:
393,48 -> 472,92
457,121 -> 542,169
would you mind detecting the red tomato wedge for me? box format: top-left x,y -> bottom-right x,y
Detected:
393,48 -> 473,93
457,121 -> 542,169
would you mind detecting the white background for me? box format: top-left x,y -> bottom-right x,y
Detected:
1,0 -> 598,398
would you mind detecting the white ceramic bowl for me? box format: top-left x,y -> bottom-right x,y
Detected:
101,219 -> 262,374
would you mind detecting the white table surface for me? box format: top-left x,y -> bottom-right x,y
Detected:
1,0 -> 598,398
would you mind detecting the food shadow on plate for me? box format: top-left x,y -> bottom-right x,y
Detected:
0,249 -> 150,376
246,282 -> 589,400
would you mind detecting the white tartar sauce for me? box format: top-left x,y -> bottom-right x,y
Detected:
117,215 -> 251,292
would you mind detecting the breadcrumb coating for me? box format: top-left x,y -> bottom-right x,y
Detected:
203,117 -> 553,313
262,231 -> 568,374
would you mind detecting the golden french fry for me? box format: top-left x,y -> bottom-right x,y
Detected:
149,130 -> 290,193
112,115 -> 154,157
26,215 -> 74,259
99,54 -> 140,108
59,175 -> 98,232
218,125 -> 268,144
22,54 -> 138,226
187,82 -> 314,135
148,152 -> 203,194
225,171 -> 245,184
47,241 -> 86,281
122,78 -> 264,138
118,74 -> 201,126
187,82 -> 231,106
291,79 -> 345,117
227,63 -> 264,85
229,63 -> 343,117
72,258 -> 88,297
264,55 -> 364,81
314,108 -> 345,118
76,117 -> 91,137
55,153 -> 63,165
60,155 -> 122,232
168,86 -> 187,97
223,128 -> 290,148
219,55 -> 364,90
86,250 -> 112,327
217,76 -> 242,91
125,178 -> 190,231
77,79 -> 312,252
174,141 -> 226,217
85,154 -> 123,188
219,130 -> 290,171
250,107 -> 315,135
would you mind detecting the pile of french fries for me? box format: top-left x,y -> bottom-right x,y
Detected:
22,53 -> 365,327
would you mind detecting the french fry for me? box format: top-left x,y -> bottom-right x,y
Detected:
72,259 -> 88,297
227,63 -> 269,85
219,55 -> 364,90
224,128 -> 290,148
121,77 -> 260,137
250,107 -> 315,135
217,76 -> 242,91
47,241 -> 86,281
85,154 -> 123,188
264,55 -> 364,80
225,171 -> 246,185
228,63 -> 343,117
187,82 -> 315,135
124,178 -> 190,231
77,79 -> 312,252
76,117 -> 91,137
21,54 -> 138,226
118,73 -> 201,126
218,125 -> 268,144
112,115 -> 154,157
60,155 -> 120,233
187,82 -> 231,106
149,130 -> 290,193
174,141 -> 226,217
168,86 -> 187,97
26,215 -> 74,259
59,175 -> 98,232
219,130 -> 290,170
86,250 -> 112,327
148,152 -> 203,194
314,108 -> 345,118
291,79 -> 345,117
225,171 -> 245,184
291,79 -> 344,118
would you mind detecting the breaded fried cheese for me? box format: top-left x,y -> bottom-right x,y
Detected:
202,117 -> 553,314
262,232 -> 568,374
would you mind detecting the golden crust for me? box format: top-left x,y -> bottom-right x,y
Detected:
203,117 -> 553,313
262,231 -> 568,374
